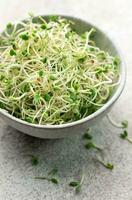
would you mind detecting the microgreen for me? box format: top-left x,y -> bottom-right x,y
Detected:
107,116 -> 131,143
85,142 -> 102,151
35,177 -> 58,184
113,57 -> 120,66
10,49 -> 16,56
50,178 -> 58,184
78,56 -> 87,63
20,33 -> 29,40
120,130 -> 128,139
34,93 -> 41,104
69,181 -> 79,187
97,159 -> 114,170
69,181 -> 81,193
35,168 -> 59,184
82,131 -> 92,140
0,14 -> 119,125
121,120 -> 128,129
6,23 -> 13,29
43,93 -> 52,102
41,24 -> 47,30
49,74 -> 56,80
49,15 -> 58,21
29,155 -> 39,166
22,50 -> 28,56
38,70 -> 44,77
107,115 -> 128,129
41,57 -> 47,63
25,116 -> 34,123
69,174 -> 84,193
120,130 -> 132,144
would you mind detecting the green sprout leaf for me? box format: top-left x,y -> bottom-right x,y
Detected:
41,24 -> 47,30
49,74 -> 56,81
43,93 -> 52,102
20,33 -> 29,40
10,49 -> 16,56
120,130 -> 128,139
50,178 -> 58,184
22,50 -> 28,56
85,142 -> 102,151
41,57 -> 47,64
105,163 -> 114,170
121,120 -> 128,129
35,168 -> 59,185
6,23 -> 13,29
34,93 -> 41,104
35,177 -> 59,184
31,156 -> 39,166
120,130 -> 132,144
82,132 -> 92,140
78,56 -> 87,63
0,101 -> 5,109
69,173 -> 84,193
97,159 -> 114,170
28,155 -> 39,166
113,57 -> 120,66
69,181 -> 79,187
38,70 -> 44,77
49,15 -> 58,21
12,43 -> 17,50
25,116 -> 34,123
70,182 -> 81,193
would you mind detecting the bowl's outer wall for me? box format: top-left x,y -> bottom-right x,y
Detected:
0,15 -> 125,138
0,104 -> 112,139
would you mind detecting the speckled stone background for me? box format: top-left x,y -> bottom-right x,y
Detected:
0,0 -> 132,199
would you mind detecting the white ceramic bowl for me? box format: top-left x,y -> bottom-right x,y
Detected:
0,15 -> 126,138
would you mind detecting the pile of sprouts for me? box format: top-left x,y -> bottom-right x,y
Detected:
0,15 -> 120,125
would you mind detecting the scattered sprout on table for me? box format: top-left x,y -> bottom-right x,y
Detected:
120,130 -> 132,144
97,158 -> 114,170
29,154 -> 39,166
69,173 -> 84,193
35,176 -> 58,184
82,128 -> 92,140
107,115 -> 128,129
85,142 -> 102,151
35,168 -> 59,184
121,120 -> 128,129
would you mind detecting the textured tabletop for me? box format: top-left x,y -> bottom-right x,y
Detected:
0,0 -> 132,199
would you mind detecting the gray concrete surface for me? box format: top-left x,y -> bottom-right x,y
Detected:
0,0 -> 132,199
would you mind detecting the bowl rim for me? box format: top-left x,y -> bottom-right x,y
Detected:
0,14 -> 126,129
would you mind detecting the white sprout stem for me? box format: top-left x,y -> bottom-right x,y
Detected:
0,15 -> 120,125
106,114 -> 123,128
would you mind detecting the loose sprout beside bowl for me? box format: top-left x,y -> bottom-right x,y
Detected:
0,15 -> 125,138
